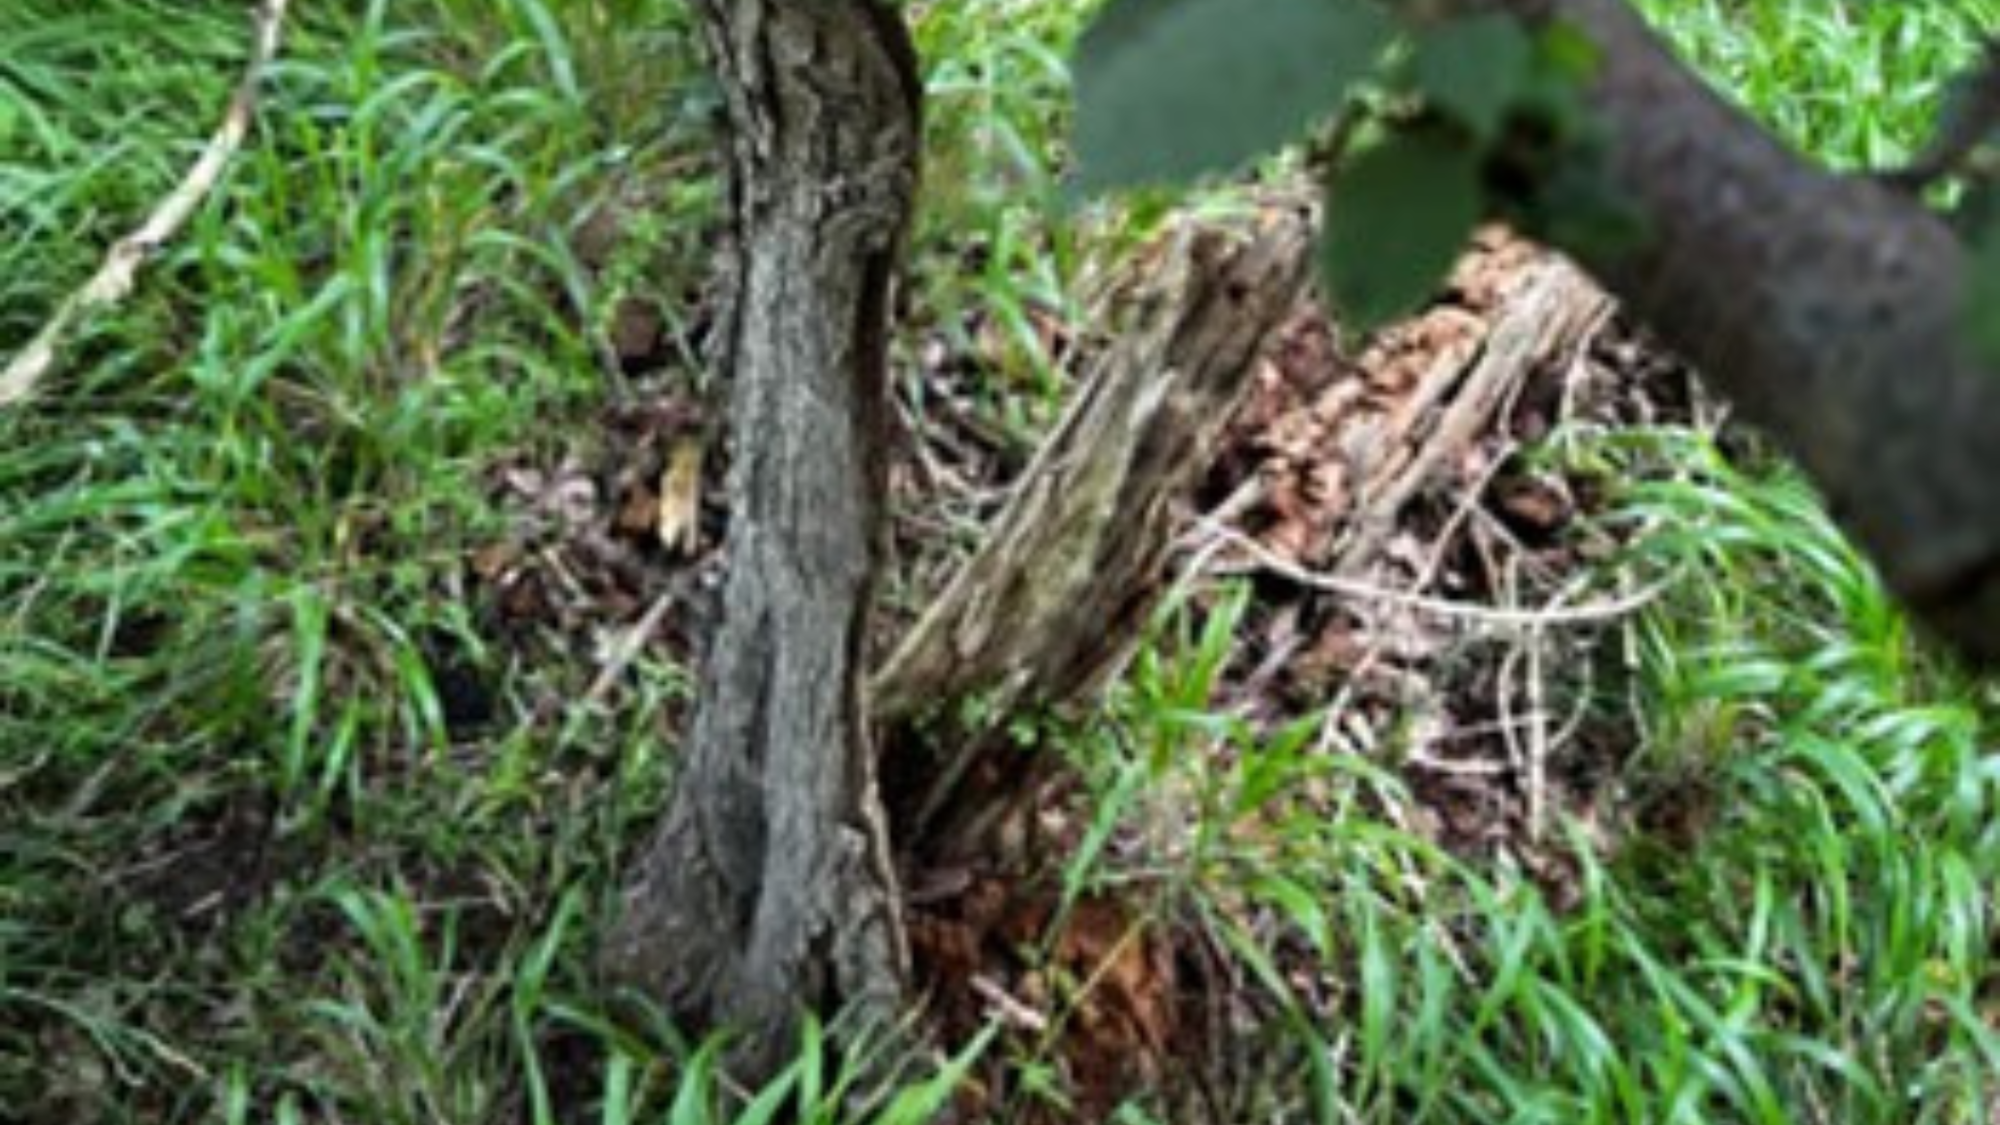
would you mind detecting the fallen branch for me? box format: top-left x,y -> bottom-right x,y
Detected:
0,0 -> 290,408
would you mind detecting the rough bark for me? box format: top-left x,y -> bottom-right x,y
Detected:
1498,0 -> 2000,660
600,0 -> 921,1073
872,202 -> 1314,722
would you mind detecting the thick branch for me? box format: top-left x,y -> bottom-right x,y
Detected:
1506,0 -> 2000,660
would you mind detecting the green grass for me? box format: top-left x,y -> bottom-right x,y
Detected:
988,430 -> 1996,1121
1,1 -> 716,1120
1082,433 -> 2000,1121
905,0 -> 1102,433
1009,2 -> 2000,1120
6,0 -> 2000,1122
1638,0 -> 2000,171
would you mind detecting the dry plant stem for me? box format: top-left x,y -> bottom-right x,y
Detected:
1206,522 -> 1669,630
582,589 -> 676,708
1315,442 -> 1518,727
968,974 -> 1049,1033
0,0 -> 290,408
1515,599 -> 1551,839
1524,588 -> 1555,841
1497,567 -> 1607,842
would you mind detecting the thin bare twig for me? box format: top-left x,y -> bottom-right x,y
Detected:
584,589 -> 678,707
1319,436 -> 1522,725
969,973 -> 1049,1033
1,0 -> 290,407
1202,521 -> 1672,630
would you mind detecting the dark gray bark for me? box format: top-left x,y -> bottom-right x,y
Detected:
600,0 -> 922,1072
1500,0 -> 2000,660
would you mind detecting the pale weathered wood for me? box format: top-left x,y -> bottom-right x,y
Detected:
1328,256 -> 1612,575
873,203 -> 1314,721
1,0 -> 290,406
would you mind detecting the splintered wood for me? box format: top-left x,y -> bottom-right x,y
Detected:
872,201 -> 1315,721
875,223 -> 1612,725
1328,251 -> 1612,575
1220,238 -> 1613,582
885,224 -> 1648,1120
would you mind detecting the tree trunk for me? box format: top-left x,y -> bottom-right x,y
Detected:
1501,0 -> 2000,660
600,0 -> 922,1074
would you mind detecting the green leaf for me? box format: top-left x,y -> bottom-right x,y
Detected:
1413,14 -> 1535,142
1322,129 -> 1485,332
1963,216 -> 2000,366
1955,179 -> 2000,236
1073,0 -> 1393,192
1535,18 -> 1603,83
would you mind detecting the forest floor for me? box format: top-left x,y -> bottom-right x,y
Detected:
882,231 -> 1706,1118
6,1 -> 2000,1123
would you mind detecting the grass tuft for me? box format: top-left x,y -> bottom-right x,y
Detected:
2,1 -> 710,1119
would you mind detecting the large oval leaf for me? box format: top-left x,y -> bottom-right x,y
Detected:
1412,14 -> 1535,142
1073,0 -> 1393,193
1322,129 -> 1485,332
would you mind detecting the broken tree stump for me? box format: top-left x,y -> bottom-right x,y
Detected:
872,200 -> 1315,722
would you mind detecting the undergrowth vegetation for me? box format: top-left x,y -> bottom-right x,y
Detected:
1094,438 -> 2000,1121
2,1 -> 710,1119
3,0 -> 1998,1122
